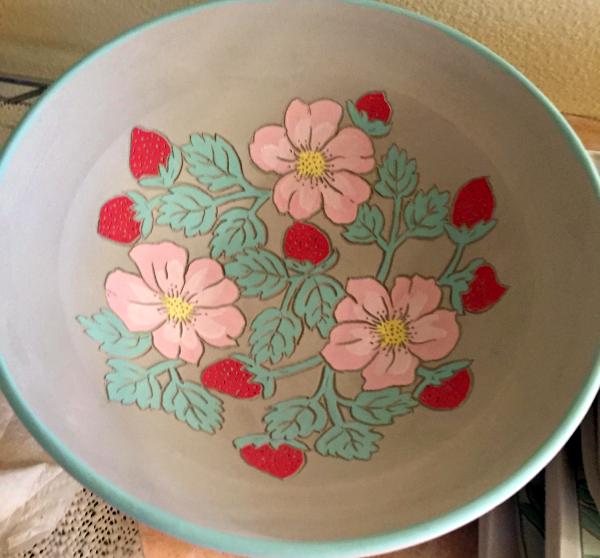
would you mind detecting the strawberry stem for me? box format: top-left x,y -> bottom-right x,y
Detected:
280,276 -> 302,310
314,365 -> 345,426
438,240 -> 467,285
266,355 -> 324,379
375,196 -> 410,284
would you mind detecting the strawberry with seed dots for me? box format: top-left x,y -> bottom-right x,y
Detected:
451,177 -> 495,229
418,368 -> 472,410
129,127 -> 171,179
355,91 -> 393,124
97,196 -> 141,244
201,358 -> 262,399
283,222 -> 330,265
462,264 -> 507,313
239,443 -> 305,479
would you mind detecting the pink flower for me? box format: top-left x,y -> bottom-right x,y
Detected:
321,276 -> 460,390
105,242 -> 245,364
249,98 -> 375,224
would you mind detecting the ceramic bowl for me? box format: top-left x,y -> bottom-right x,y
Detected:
1,1 -> 599,557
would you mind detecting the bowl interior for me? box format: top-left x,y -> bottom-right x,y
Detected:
0,0 -> 599,549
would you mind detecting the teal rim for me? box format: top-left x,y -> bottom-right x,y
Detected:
1,1 -> 599,556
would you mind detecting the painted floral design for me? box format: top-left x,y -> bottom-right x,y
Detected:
105,242 -> 245,364
322,276 -> 459,390
79,91 -> 508,479
249,98 -> 375,224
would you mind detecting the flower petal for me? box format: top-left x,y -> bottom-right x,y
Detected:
179,326 -> 205,364
408,310 -> 460,361
183,258 -> 225,299
391,275 -> 442,321
335,278 -> 391,323
192,278 -> 240,308
325,127 -> 375,174
193,306 -> 246,347
284,98 -> 343,150
152,321 -> 183,360
152,322 -> 205,364
362,349 -> 419,390
129,242 -> 188,294
105,270 -> 164,332
249,125 -> 295,174
273,173 -> 322,219
321,171 -> 371,224
321,322 -> 378,371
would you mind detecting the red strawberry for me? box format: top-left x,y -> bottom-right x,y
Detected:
355,92 -> 392,123
283,223 -> 330,265
97,196 -> 141,244
240,443 -> 305,479
462,264 -> 507,313
129,127 -> 171,179
419,368 -> 472,410
451,177 -> 495,229
201,358 -> 261,399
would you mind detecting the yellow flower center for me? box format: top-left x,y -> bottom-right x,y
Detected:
296,150 -> 326,179
376,318 -> 408,348
162,295 -> 193,323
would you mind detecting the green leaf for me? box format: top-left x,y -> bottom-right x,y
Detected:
210,208 -> 267,258
264,397 -> 327,440
155,185 -> 217,237
375,145 -> 418,199
416,359 -> 472,387
343,203 -> 384,244
126,191 -> 154,238
315,422 -> 382,460
233,433 -> 308,451
162,377 -> 223,433
225,249 -> 289,299
445,220 -> 497,245
256,375 -> 276,399
346,100 -> 391,137
350,388 -> 418,425
105,359 -> 161,410
404,186 -> 449,238
77,309 -> 152,358
293,275 -> 344,337
139,146 -> 182,188
442,258 -> 484,313
250,308 -> 302,364
285,259 -> 314,274
183,133 -> 245,191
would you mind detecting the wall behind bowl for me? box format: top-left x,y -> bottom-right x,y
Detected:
0,0 -> 599,119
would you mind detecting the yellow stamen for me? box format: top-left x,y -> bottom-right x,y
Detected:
376,319 -> 408,348
162,295 -> 193,323
296,150 -> 326,179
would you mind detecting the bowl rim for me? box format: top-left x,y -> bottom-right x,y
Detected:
1,0 -> 599,556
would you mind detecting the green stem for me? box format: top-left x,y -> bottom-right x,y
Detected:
239,176 -> 270,198
215,189 -> 263,206
248,193 -> 269,215
376,230 -> 410,284
438,241 -> 466,284
168,367 -> 183,384
412,375 -> 431,399
314,365 -> 345,425
266,355 -> 324,379
149,359 -> 184,377
147,196 -> 164,210
281,276 -> 302,311
375,195 -> 409,284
